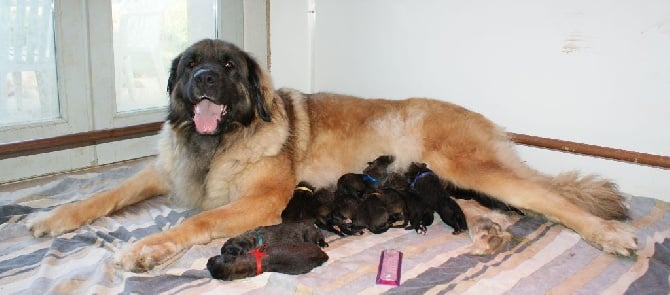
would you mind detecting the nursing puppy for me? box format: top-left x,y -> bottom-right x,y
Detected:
220,222 -> 328,262
365,155 -> 518,238
281,182 -> 320,223
406,162 -> 468,234
354,193 -> 392,234
336,173 -> 380,199
403,192 -> 435,234
327,191 -> 367,236
28,39 -> 636,272
207,242 -> 329,280
362,155 -> 406,191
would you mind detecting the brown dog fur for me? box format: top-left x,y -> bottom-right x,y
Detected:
28,39 -> 636,272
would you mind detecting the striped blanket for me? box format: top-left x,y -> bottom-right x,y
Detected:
1,159 -> 668,294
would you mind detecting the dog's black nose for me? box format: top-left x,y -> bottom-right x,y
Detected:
194,68 -> 218,86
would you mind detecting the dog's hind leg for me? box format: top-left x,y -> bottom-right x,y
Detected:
28,162 -> 169,237
424,151 -> 638,257
456,199 -> 517,255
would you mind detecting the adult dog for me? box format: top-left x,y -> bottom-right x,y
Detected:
28,39 -> 637,272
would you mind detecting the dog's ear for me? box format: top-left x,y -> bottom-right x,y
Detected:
246,54 -> 274,122
167,53 -> 182,95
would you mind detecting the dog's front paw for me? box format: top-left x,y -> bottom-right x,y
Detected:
115,238 -> 179,272
27,204 -> 86,237
586,219 -> 638,257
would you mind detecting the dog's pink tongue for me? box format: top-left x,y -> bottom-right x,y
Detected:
193,100 -> 225,134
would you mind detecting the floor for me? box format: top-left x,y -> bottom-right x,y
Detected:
0,156 -> 153,193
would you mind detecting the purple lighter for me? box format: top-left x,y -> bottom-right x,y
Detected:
376,249 -> 403,286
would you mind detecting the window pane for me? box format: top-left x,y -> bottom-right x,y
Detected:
112,0 -> 217,113
0,0 -> 59,126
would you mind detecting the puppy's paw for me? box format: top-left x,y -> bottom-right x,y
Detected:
115,238 -> 179,272
318,239 -> 329,248
27,204 -> 87,238
586,219 -> 638,257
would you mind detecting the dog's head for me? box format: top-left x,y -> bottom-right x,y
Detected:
167,39 -> 274,135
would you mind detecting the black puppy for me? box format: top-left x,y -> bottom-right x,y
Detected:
362,155 -> 407,191
326,191 -> 367,236
402,191 -> 435,235
375,188 -> 407,227
311,189 -> 347,235
281,182 -> 320,222
362,156 -> 433,234
207,242 -> 329,280
336,173 -> 379,198
353,193 -> 391,234
363,156 -> 435,234
406,162 -> 468,234
220,222 -> 328,262
318,171 -> 381,236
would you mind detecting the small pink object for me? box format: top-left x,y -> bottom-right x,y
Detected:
376,249 -> 402,286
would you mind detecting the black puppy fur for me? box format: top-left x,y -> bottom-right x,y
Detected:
207,242 -> 329,280
363,156 -> 433,234
220,222 -> 328,262
327,191 -> 367,236
281,182 -> 321,222
362,155 -> 407,191
365,155 -> 519,234
311,189 -> 346,235
336,173 -> 379,198
375,188 -> 406,227
406,162 -> 468,234
402,191 -> 435,234
353,193 -> 391,234
330,158 -> 410,235
444,183 -> 523,214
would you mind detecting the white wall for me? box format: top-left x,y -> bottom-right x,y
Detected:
270,0 -> 670,201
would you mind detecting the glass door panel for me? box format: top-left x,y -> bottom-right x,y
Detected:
0,0 -> 59,126
111,0 -> 217,113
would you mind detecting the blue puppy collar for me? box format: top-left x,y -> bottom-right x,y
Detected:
362,174 -> 379,184
255,230 -> 264,247
410,171 -> 435,190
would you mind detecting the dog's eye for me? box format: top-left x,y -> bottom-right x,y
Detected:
224,61 -> 234,70
187,60 -> 196,68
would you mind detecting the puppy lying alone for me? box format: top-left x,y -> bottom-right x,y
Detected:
207,242 -> 329,280
220,222 -> 328,262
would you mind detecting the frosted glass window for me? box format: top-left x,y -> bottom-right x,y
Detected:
0,0 -> 59,125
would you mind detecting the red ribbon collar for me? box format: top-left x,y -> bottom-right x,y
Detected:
249,247 -> 269,275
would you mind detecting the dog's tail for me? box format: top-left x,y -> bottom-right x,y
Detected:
544,171 -> 629,220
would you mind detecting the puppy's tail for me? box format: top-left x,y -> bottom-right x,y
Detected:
547,171 -> 628,220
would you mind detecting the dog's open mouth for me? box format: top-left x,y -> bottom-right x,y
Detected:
193,98 -> 227,134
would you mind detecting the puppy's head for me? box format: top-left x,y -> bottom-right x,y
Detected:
207,255 -> 253,280
363,155 -> 396,179
405,162 -> 429,179
167,39 -> 274,135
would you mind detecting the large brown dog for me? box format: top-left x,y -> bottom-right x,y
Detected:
28,39 -> 637,272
